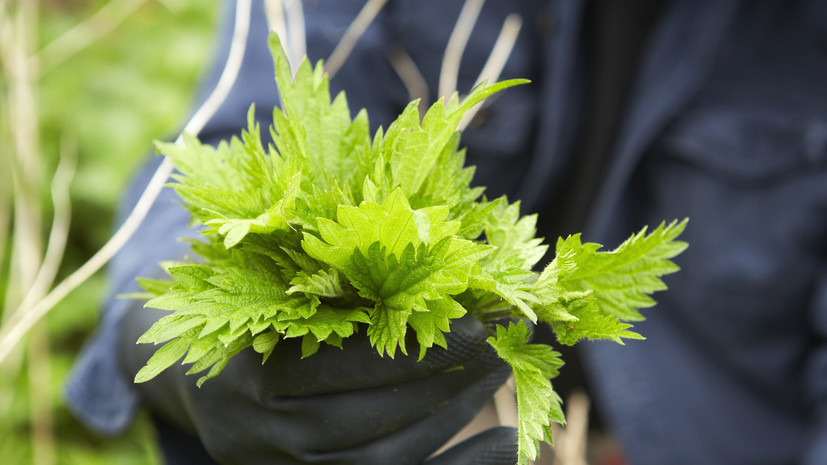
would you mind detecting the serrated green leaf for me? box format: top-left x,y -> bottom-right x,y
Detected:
551,299 -> 644,345
182,337 -> 214,365
408,297 -> 466,360
137,314 -> 205,344
301,333 -> 321,358
487,321 -> 564,465
538,219 -> 688,322
196,358 -> 230,388
275,304 -> 369,343
134,338 -> 189,383
483,199 -> 548,271
136,277 -> 175,296
144,289 -> 192,311
387,79 -> 528,196
287,268 -> 347,298
167,265 -> 215,291
368,304 -> 411,357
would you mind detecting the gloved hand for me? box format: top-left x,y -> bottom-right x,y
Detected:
119,301 -> 517,465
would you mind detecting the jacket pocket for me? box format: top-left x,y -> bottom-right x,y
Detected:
643,98 -> 827,302
655,99 -> 827,185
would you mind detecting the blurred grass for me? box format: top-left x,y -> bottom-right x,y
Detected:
0,0 -> 219,463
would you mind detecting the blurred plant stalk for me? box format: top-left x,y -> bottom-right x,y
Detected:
37,0 -> 149,75
0,0 -> 167,463
0,6 -> 250,459
2,0 -> 57,463
0,0 -> 166,368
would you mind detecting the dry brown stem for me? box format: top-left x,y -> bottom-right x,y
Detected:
324,0 -> 388,78
283,0 -> 306,72
11,139 -> 76,330
457,13 -> 522,131
387,43 -> 429,116
0,0 -> 253,367
551,391 -> 591,465
438,0 -> 484,99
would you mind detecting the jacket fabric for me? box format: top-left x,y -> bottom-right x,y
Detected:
66,1 -> 827,464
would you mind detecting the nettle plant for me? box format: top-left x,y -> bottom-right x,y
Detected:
134,34 -> 686,464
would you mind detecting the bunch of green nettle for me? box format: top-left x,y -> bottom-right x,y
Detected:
132,34 -> 686,465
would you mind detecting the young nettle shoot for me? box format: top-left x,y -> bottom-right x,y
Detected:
133,33 -> 687,465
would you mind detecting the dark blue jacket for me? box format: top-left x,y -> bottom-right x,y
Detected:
66,1 -> 827,464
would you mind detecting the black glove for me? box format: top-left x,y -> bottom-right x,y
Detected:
119,301 -> 517,465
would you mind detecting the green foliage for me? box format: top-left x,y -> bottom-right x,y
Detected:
488,321 -> 564,465
0,2 -> 217,464
135,33 -> 687,464
39,1 -> 217,213
534,220 -> 688,347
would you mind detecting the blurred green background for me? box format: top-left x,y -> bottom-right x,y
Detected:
0,0 -> 219,463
